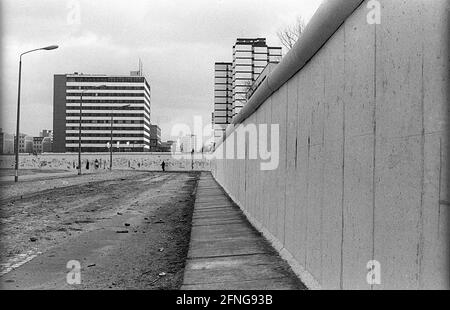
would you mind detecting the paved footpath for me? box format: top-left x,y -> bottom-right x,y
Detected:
182,172 -> 305,290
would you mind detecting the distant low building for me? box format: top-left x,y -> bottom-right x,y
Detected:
0,129 -> 14,154
149,125 -> 161,152
33,136 -> 44,154
41,129 -> 53,139
15,133 -> 33,153
39,129 -> 53,153
160,140 -> 176,153
42,137 -> 53,153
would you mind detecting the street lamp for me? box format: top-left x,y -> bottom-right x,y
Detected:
78,85 -> 106,175
109,104 -> 130,170
15,45 -> 58,182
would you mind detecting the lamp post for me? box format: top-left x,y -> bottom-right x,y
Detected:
109,104 -> 130,170
14,45 -> 58,182
78,85 -> 106,175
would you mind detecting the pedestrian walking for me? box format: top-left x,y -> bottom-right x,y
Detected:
161,161 -> 166,172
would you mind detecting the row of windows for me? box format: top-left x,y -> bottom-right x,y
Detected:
66,126 -> 149,131
215,77 -> 232,83
233,47 -> 279,54
66,113 -> 145,118
67,120 -> 145,124
233,79 -> 253,87
66,106 -> 151,117
232,86 -> 252,93
67,92 -> 145,97
214,91 -> 232,97
66,127 -> 152,137
67,89 -> 151,102
214,85 -> 231,91
233,59 -> 270,66
234,72 -> 253,79
66,99 -> 147,104
214,64 -> 232,70
214,111 -> 232,118
67,86 -> 145,91
66,133 -> 148,138
66,78 -> 151,95
214,102 -> 232,109
67,77 -> 145,83
66,147 -> 147,152
66,86 -> 151,99
66,140 -> 147,144
66,106 -> 146,111
214,75 -> 233,81
214,98 -> 232,104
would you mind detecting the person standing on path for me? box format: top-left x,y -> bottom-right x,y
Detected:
161,161 -> 166,172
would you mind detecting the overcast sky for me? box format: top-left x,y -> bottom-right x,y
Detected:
1,0 -> 322,141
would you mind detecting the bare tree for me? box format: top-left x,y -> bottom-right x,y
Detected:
277,16 -> 306,50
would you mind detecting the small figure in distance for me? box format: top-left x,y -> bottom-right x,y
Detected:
161,161 -> 166,172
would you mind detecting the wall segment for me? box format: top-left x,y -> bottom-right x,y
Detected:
212,0 -> 449,289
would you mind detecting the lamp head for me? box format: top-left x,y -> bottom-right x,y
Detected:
43,45 -> 59,50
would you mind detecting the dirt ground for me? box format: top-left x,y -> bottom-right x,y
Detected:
0,169 -> 69,176
0,171 -> 200,289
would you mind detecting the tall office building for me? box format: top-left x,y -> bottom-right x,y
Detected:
213,38 -> 282,142
213,62 -> 233,142
53,71 -> 151,153
232,38 -> 282,117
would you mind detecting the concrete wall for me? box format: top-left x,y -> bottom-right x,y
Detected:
0,153 -> 211,171
212,0 -> 449,289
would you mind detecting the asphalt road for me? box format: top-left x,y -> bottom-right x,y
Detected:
0,171 -> 199,289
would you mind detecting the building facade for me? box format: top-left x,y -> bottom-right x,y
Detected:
53,72 -> 151,153
213,62 -> 233,142
213,38 -> 282,142
42,137 -> 52,153
149,124 -> 161,152
160,140 -> 176,153
15,133 -> 33,153
33,136 -> 44,154
40,129 -> 53,152
41,129 -> 53,139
